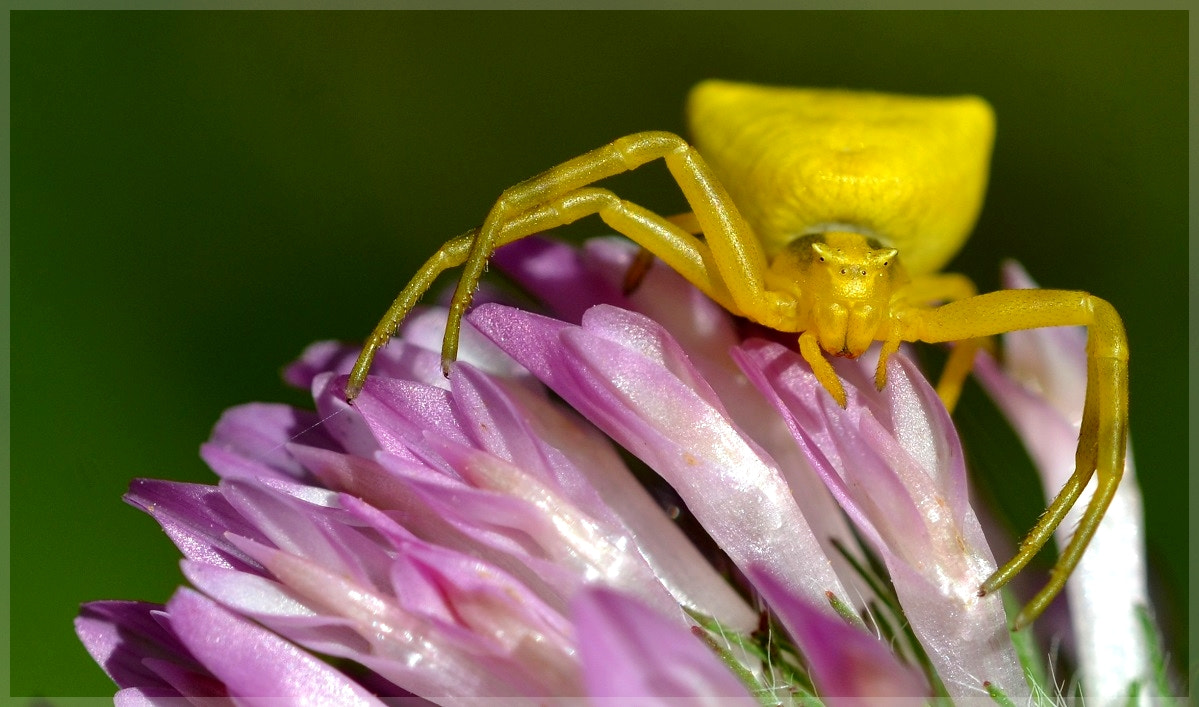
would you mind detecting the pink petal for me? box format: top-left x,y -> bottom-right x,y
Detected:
139,657 -> 229,703
342,491 -> 573,617
447,365 -> 617,521
165,588 -> 385,705
492,236 -> 624,323
736,340 -> 1025,702
124,479 -> 268,573
283,340 -> 360,390
114,686 -> 213,707
228,535 -> 550,698
413,433 -> 692,626
471,302 -> 849,622
355,348 -> 754,629
181,560 -> 320,622
75,601 -> 197,694
203,402 -> 336,482
574,587 -> 756,704
998,260 -> 1088,422
749,567 -> 930,703
469,369 -> 748,619
400,305 -> 534,382
219,478 -> 392,593
583,240 -> 870,592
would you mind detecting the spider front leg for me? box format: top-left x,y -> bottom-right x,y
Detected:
348,130 -> 793,400
889,272 -> 987,413
905,288 -> 1129,629
622,212 -> 703,295
345,228 -> 476,401
346,186 -> 731,401
351,130 -> 797,393
345,204 -> 573,400
445,132 -> 810,368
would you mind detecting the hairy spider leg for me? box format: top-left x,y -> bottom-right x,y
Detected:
903,288 -> 1128,629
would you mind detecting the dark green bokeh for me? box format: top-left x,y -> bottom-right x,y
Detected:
12,12 -> 1186,697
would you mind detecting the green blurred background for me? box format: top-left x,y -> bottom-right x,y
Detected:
11,11 -> 1187,698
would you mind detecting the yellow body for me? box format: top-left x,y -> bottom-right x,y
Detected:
687,82 -> 994,276
346,80 -> 1129,632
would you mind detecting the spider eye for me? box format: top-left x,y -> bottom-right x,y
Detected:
839,268 -> 847,275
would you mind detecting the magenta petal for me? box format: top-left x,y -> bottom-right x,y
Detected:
349,374 -> 466,466
139,657 -> 229,702
284,340 -> 360,390
219,478 -> 392,593
166,588 -> 385,705
114,686 -> 202,706
75,601 -> 197,693
472,302 -> 845,623
124,479 -> 268,573
204,402 -> 337,482
574,587 -> 756,703
467,302 -> 575,392
492,236 -> 623,323
736,339 -> 1025,702
749,567 -> 930,703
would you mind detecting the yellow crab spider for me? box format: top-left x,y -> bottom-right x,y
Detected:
345,80 -> 1128,631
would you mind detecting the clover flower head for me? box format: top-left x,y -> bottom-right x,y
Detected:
77,237 -> 1162,705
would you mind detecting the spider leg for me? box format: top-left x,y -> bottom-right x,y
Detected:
932,339 -> 988,413
346,228 -> 475,401
441,131 -> 794,377
346,175 -> 750,399
799,330 -> 847,407
622,211 -> 703,295
347,202 -> 592,399
903,288 -> 1128,629
890,273 -> 985,412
